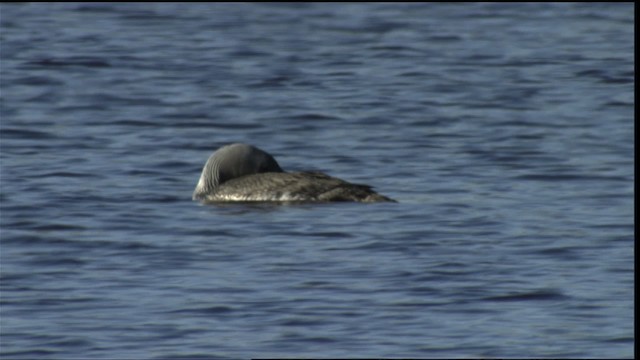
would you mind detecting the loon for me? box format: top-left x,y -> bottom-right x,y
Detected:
193,143 -> 395,203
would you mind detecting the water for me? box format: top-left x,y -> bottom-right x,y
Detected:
0,3 -> 634,358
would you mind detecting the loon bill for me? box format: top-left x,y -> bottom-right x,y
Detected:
192,143 -> 395,203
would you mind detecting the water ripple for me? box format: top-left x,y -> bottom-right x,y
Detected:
0,2 -> 633,359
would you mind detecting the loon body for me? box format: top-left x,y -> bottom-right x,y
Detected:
193,143 -> 394,203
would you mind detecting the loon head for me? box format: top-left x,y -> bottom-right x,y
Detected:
193,143 -> 284,200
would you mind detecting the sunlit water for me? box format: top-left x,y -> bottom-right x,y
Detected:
0,3 -> 634,359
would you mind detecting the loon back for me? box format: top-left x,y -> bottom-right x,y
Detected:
205,171 -> 395,202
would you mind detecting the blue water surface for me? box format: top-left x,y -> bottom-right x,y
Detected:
0,3 -> 634,359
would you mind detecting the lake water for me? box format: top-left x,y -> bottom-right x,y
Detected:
0,3 -> 634,359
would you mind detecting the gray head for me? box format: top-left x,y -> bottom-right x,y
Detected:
193,143 -> 284,200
